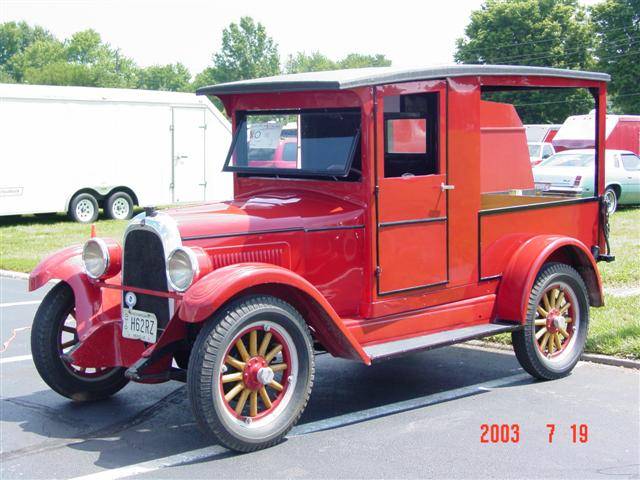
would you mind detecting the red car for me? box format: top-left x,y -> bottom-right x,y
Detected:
29,65 -> 613,452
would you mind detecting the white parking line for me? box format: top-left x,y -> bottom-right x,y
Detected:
70,372 -> 530,480
0,354 -> 32,365
0,300 -> 41,308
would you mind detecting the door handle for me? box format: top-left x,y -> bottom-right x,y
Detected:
441,183 -> 455,191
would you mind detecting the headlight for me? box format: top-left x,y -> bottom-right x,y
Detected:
82,238 -> 109,279
167,247 -> 199,292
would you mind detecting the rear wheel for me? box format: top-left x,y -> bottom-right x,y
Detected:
69,193 -> 99,223
31,282 -> 128,401
105,191 -> 134,220
512,263 -> 589,380
188,295 -> 314,452
604,187 -> 618,215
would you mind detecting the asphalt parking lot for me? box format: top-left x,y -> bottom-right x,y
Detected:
1,275 -> 639,480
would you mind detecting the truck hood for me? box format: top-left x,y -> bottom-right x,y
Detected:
165,191 -> 365,240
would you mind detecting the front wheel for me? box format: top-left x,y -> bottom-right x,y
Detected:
31,282 -> 129,401
512,263 -> 589,380
187,295 -> 315,452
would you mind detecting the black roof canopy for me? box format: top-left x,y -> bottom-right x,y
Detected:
196,64 -> 610,96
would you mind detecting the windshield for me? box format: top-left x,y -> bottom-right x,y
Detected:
539,152 -> 594,168
224,109 -> 361,178
528,144 -> 541,157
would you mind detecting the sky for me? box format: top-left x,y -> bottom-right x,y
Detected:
1,0 -> 602,77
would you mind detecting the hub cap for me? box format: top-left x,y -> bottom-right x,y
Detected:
75,199 -> 95,222
534,283 -> 578,359
219,324 -> 294,422
111,197 -> 130,219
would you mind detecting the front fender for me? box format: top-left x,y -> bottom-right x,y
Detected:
179,262 -> 370,364
495,235 -> 603,323
29,245 -> 104,339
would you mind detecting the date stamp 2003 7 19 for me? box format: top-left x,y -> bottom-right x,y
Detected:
480,424 -> 589,444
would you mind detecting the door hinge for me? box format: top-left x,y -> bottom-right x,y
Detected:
374,185 -> 379,197
169,124 -> 174,131
375,266 -> 382,277
199,124 -> 207,130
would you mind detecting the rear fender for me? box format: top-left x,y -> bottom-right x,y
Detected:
179,262 -> 370,364
495,235 -> 603,323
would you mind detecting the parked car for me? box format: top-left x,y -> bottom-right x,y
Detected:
528,142 -> 556,165
29,65 -> 613,453
533,149 -> 640,213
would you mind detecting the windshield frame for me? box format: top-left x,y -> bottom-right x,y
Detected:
222,108 -> 362,179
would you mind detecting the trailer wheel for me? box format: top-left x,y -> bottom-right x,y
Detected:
512,263 -> 589,380
69,193 -> 99,223
31,282 -> 129,401
105,191 -> 134,220
188,295 -> 315,452
603,187 -> 618,215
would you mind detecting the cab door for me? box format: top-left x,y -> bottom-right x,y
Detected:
375,81 -> 448,295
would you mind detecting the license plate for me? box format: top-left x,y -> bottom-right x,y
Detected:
534,182 -> 551,192
122,309 -> 158,343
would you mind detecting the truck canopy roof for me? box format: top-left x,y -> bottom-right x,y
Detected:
197,64 -> 610,96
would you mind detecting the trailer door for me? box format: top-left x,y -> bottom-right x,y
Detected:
375,81 -> 448,295
172,107 -> 206,202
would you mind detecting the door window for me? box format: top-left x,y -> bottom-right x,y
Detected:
383,93 -> 439,177
621,154 -> 640,171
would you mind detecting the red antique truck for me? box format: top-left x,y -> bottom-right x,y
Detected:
29,65 -> 613,452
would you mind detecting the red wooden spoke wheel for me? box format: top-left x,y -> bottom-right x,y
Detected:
188,295 -> 314,453
31,282 -> 128,401
220,325 -> 294,421
512,263 -> 589,380
58,311 -> 115,379
533,284 -> 578,359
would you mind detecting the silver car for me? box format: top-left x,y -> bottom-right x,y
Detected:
533,149 -> 640,214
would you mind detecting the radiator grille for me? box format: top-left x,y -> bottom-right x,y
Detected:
122,229 -> 170,329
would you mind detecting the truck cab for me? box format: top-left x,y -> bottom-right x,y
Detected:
29,65 -> 612,453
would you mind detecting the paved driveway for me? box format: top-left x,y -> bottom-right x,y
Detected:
1,276 -> 638,479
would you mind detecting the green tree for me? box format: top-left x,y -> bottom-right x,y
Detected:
285,51 -> 392,74
285,51 -> 336,73
591,0 -> 640,113
455,0 -> 596,123
204,16 -> 280,86
0,21 -> 53,79
137,63 -> 191,91
337,53 -> 391,69
7,38 -> 66,82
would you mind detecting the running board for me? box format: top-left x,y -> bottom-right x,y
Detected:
363,323 -> 520,362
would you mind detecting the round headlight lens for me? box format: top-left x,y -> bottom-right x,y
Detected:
167,247 -> 197,292
82,238 -> 109,279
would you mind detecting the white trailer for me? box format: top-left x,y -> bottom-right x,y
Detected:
0,83 -> 232,222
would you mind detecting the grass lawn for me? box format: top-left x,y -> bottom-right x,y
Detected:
1,207 -> 638,358
0,213 -> 130,272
